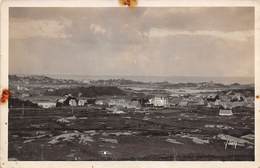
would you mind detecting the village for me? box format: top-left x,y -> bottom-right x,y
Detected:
35,86 -> 254,118
8,75 -> 255,161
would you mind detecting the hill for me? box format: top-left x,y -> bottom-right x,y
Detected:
45,86 -> 126,97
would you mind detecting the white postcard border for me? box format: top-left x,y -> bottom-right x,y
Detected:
1,0 -> 259,168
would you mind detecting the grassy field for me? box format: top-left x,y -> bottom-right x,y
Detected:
8,105 -> 254,161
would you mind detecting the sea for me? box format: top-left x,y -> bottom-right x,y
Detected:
46,74 -> 254,85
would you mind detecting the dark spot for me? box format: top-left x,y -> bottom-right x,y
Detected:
119,0 -> 137,7
0,89 -> 11,104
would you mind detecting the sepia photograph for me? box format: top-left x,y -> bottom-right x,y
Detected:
5,5 -> 256,162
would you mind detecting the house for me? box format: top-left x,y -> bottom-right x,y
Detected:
197,99 -> 206,105
220,95 -> 230,102
188,98 -> 205,106
47,88 -> 54,92
245,97 -> 254,108
231,101 -> 245,108
168,97 -> 182,106
220,101 -> 245,109
219,109 -> 233,116
231,94 -> 245,102
96,100 -> 105,105
95,100 -> 109,106
149,96 -> 169,107
17,85 -> 29,91
56,94 -> 78,107
108,99 -> 127,107
69,99 -> 77,106
57,98 -> 66,104
136,98 -> 150,106
37,102 -> 56,109
108,99 -> 137,109
129,100 -> 141,109
78,99 -> 87,106
214,99 -> 221,106
207,102 -> 213,108
206,94 -> 219,102
21,93 -> 30,98
111,110 -> 126,114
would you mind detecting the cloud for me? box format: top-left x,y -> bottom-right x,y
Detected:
10,18 -> 72,39
141,7 -> 254,32
145,28 -> 253,42
143,8 -> 202,17
9,7 -> 254,79
89,23 -> 106,35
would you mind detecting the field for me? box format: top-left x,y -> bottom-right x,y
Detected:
8,105 -> 254,161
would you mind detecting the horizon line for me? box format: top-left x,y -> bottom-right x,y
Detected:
9,73 -> 254,79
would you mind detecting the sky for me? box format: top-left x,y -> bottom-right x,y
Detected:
9,7 -> 254,77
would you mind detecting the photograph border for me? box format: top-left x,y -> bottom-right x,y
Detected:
1,0 -> 260,168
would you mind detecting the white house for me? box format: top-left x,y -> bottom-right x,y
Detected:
69,99 -> 77,106
150,96 -> 169,107
219,109 -> 233,116
96,100 -> 106,105
214,99 -> 221,106
38,102 -> 56,109
78,99 -> 87,106
21,93 -> 30,98
47,88 -> 54,92
108,99 -> 127,107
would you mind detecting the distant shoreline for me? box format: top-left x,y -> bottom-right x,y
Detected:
9,74 -> 254,85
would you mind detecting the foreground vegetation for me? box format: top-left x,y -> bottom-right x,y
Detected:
9,105 -> 254,161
